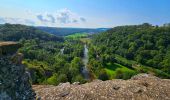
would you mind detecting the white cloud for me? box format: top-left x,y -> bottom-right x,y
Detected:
0,17 -> 35,25
0,8 -> 87,27
37,14 -> 55,23
36,8 -> 86,24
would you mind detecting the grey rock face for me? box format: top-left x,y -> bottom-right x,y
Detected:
0,55 -> 36,100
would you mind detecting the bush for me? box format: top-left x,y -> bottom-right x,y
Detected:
46,74 -> 58,85
98,69 -> 109,81
115,69 -> 137,79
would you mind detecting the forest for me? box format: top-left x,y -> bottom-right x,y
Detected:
88,23 -> 170,80
0,23 -> 170,85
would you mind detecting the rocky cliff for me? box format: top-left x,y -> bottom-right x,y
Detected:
0,42 -> 35,100
33,74 -> 170,100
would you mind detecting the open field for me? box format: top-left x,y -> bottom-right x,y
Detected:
65,33 -> 88,39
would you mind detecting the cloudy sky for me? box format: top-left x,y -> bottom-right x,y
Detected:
0,0 -> 170,28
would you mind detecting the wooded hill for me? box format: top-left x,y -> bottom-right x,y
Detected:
0,23 -> 63,42
36,26 -> 109,36
0,24 -> 87,85
90,23 -> 170,78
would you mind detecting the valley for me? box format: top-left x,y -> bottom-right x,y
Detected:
1,0 -> 170,99
0,23 -> 170,86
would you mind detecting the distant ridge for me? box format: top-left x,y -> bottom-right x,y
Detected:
0,24 -> 64,42
36,26 -> 110,36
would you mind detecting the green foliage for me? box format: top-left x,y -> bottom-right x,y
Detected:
0,24 -> 63,42
57,74 -> 68,83
90,23 -> 170,78
21,39 -> 85,85
98,69 -> 109,81
71,57 -> 84,69
2,23 -> 170,86
115,69 -> 137,80
46,74 -> 58,85
104,63 -> 137,79
0,24 -> 88,85
88,58 -> 103,77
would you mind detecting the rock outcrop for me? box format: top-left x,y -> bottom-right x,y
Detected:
33,74 -> 170,100
0,42 -> 35,100
0,42 -> 21,56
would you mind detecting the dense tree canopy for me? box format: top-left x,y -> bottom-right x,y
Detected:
1,23 -> 170,85
0,24 -> 86,85
90,23 -> 170,77
0,23 -> 63,42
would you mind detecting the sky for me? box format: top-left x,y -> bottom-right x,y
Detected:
0,0 -> 170,28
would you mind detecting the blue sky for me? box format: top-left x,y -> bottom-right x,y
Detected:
0,0 -> 170,28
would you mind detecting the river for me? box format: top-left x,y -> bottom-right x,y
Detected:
82,44 -> 90,79
60,47 -> 65,54
60,45 -> 90,79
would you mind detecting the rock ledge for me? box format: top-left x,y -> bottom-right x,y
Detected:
33,74 -> 170,100
0,41 -> 21,56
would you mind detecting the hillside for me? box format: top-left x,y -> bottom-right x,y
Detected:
0,24 -> 90,86
88,23 -> 170,79
0,24 -> 63,42
33,74 -> 170,100
36,26 -> 109,36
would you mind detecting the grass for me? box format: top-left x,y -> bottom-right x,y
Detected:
105,63 -> 136,79
65,32 -> 88,39
114,54 -> 170,78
